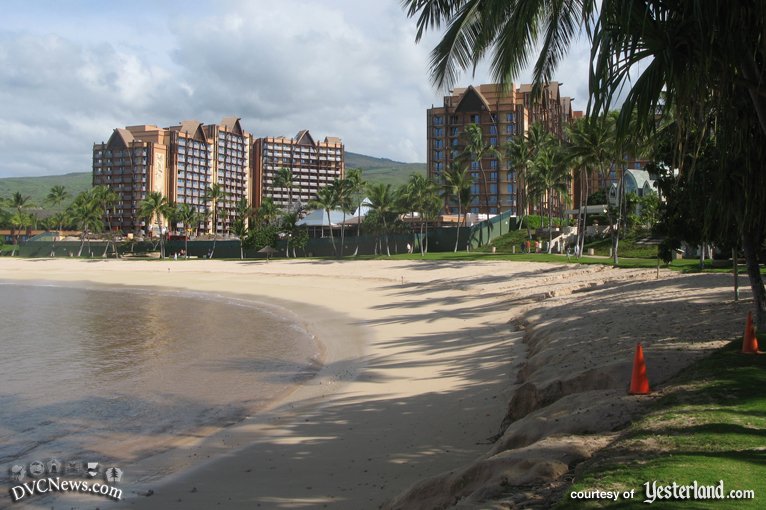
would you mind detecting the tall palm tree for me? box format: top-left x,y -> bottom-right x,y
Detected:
174,203 -> 200,258
457,123 -> 501,245
273,167 -> 297,212
529,143 -> 569,253
68,190 -> 103,257
138,191 -> 170,259
309,185 -> 340,256
403,173 -> 440,256
230,197 -> 253,259
92,185 -> 119,257
46,185 -> 70,231
7,192 -> 33,248
345,168 -> 367,256
204,183 -> 226,257
442,164 -> 473,252
566,115 -> 618,260
365,183 -> 397,256
331,178 -> 354,258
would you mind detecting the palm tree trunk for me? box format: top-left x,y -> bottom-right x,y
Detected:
742,231 -> 766,329
78,233 -> 86,257
383,217 -> 390,256
454,197 -> 462,252
419,221 -> 425,256
340,210 -> 347,258
548,189 -> 553,254
326,208 -> 337,256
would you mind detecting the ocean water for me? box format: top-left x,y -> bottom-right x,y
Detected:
0,282 -> 320,471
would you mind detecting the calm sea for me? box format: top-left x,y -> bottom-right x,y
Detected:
0,282 -> 319,471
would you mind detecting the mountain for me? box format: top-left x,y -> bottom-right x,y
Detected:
346,152 -> 426,186
0,152 -> 427,208
0,172 -> 91,211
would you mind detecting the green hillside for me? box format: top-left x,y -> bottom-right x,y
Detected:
0,152 -> 426,210
346,152 -> 426,186
0,172 -> 91,211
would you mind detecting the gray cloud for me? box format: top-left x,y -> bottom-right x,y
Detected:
0,1 -> 590,177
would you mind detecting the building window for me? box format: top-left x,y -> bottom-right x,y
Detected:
434,139 -> 444,149
451,138 -> 459,147
434,150 -> 444,160
471,161 -> 479,170
489,125 -> 497,135
489,183 -> 498,194
507,183 -> 515,194
450,115 -> 459,123
450,127 -> 459,136
471,114 -> 480,124
489,137 -> 497,146
490,160 -> 498,170
471,171 -> 479,181
433,127 -> 444,137
471,183 -> 480,194
506,112 -> 514,122
435,162 -> 444,171
506,125 -> 514,134
489,171 -> 498,181
433,115 -> 443,125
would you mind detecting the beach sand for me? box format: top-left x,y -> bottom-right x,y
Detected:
0,258 -> 748,509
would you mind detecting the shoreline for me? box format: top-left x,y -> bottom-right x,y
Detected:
0,258 -> 521,509
0,258 -> 747,509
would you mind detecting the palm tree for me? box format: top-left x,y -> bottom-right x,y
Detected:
529,143 -> 568,253
46,185 -> 70,231
403,0 -> 592,90
138,191 -> 170,259
68,190 -> 103,257
229,198 -> 253,259
273,167 -> 297,213
255,197 -> 279,227
345,168 -> 367,256
309,185 -> 340,256
175,203 -> 201,258
332,178 -> 354,258
565,115 -> 618,260
442,164 -> 472,252
7,192 -> 33,248
403,173 -> 441,255
457,123 -> 501,246
204,183 -> 226,257
91,185 -> 119,257
366,183 -> 397,256
505,132 -> 535,239
204,183 -> 226,234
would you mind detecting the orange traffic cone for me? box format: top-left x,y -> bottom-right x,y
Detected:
742,311 -> 759,354
629,343 -> 650,395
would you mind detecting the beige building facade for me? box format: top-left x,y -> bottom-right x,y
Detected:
427,82 -> 579,218
94,121 -> 342,234
252,130 -> 344,210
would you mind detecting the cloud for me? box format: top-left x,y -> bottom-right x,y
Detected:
0,1 -> 591,177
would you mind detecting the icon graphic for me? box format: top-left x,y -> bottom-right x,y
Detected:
28,461 -> 45,477
104,467 -> 123,483
66,460 -> 83,476
9,465 -> 25,482
86,462 -> 99,478
47,459 -> 62,475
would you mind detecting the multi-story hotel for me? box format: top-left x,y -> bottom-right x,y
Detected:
427,82 -> 579,218
94,121 -> 341,233
93,125 -> 170,233
252,130 -> 344,210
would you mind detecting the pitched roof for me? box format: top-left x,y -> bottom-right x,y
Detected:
220,116 -> 243,135
171,120 -> 207,141
295,129 -> 316,146
454,85 -> 491,113
106,128 -> 135,150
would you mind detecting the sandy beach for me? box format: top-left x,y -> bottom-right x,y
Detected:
0,258 -> 748,509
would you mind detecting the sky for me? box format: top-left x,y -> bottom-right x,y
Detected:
0,0 -> 591,178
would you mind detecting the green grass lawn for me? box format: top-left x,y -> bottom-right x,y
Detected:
555,341 -> 766,509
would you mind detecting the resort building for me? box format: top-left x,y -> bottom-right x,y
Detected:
93,118 -> 252,235
427,82 -> 579,218
92,125 -> 170,233
252,130 -> 345,210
